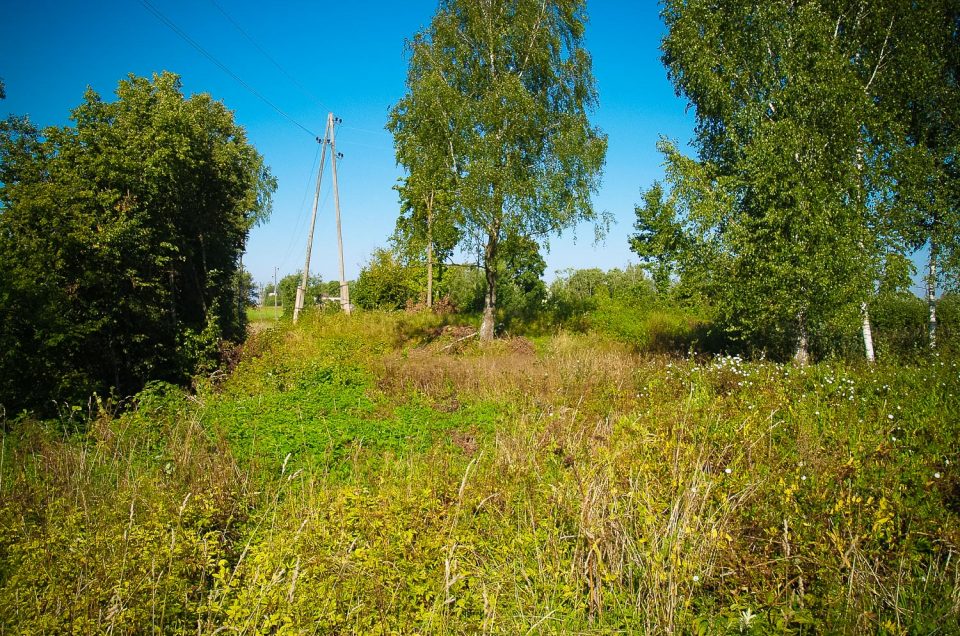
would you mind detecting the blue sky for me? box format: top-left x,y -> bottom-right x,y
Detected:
1,1 -> 695,286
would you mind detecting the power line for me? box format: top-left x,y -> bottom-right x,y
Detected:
207,0 -> 330,114
140,0 -> 319,138
341,125 -> 391,137
337,139 -> 394,153
278,142 -> 324,271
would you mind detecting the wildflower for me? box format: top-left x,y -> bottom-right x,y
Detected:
934,472 -> 942,479
724,467 -> 732,475
801,475 -> 807,481
692,575 -> 700,582
887,414 -> 894,420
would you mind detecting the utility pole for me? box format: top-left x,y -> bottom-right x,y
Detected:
294,122 -> 330,323
273,266 -> 279,320
329,112 -> 351,315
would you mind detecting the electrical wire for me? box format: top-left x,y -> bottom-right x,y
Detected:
341,125 -> 392,137
140,0 -> 319,138
339,124 -> 395,152
336,139 -> 394,153
207,0 -> 330,114
281,188 -> 334,272
278,142 -> 323,271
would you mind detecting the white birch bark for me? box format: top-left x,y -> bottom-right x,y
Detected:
928,243 -> 938,349
427,191 -> 434,309
794,315 -> 810,366
861,302 -> 875,362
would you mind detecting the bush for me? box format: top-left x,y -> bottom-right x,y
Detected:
547,266 -> 656,329
0,73 -> 274,414
352,248 -> 423,310
277,272 -> 327,318
589,298 -> 715,353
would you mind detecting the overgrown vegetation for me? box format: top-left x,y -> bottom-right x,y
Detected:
0,73 -> 275,414
2,311 -> 957,633
1,1 -> 957,632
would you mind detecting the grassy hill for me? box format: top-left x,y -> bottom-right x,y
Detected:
1,311 -> 958,634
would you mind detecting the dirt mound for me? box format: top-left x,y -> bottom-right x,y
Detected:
505,336 -> 536,356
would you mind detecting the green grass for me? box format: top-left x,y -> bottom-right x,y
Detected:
1,311 -> 958,634
246,304 -> 283,323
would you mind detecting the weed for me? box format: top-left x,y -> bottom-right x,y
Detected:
1,312 -> 957,633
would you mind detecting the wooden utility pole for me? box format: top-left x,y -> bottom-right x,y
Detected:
294,123 -> 330,323
273,266 -> 279,320
329,113 -> 351,314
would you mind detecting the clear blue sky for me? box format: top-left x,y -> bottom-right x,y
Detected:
1,0 -> 695,286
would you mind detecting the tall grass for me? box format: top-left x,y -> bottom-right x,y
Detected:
1,311 -> 958,633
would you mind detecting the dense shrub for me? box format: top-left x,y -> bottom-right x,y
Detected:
0,73 -> 274,413
352,248 -> 423,310
275,272 -> 327,318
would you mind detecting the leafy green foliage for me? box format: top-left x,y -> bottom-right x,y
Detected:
388,0 -> 607,339
869,292 -> 960,360
0,72 -> 275,412
548,265 -> 655,324
2,314 -> 958,633
875,1 -> 960,295
352,247 -> 423,310
277,272 -> 324,318
640,1 -> 960,361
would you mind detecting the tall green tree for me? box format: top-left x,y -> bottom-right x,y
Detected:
635,1 -> 917,362
392,177 -> 460,308
0,72 -> 274,411
388,0 -> 607,340
873,1 -> 960,347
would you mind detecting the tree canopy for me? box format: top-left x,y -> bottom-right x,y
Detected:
634,0 -> 959,361
388,0 -> 607,340
0,72 -> 275,412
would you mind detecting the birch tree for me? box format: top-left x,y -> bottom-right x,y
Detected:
874,0 -> 960,348
636,1 -> 892,362
388,0 -> 607,340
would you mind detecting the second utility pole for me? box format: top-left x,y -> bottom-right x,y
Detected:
293,122 -> 329,323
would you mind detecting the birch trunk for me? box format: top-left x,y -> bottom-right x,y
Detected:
794,314 -> 810,366
426,191 -> 434,309
480,268 -> 496,341
861,302 -> 876,363
479,231 -> 498,342
928,241 -> 938,349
